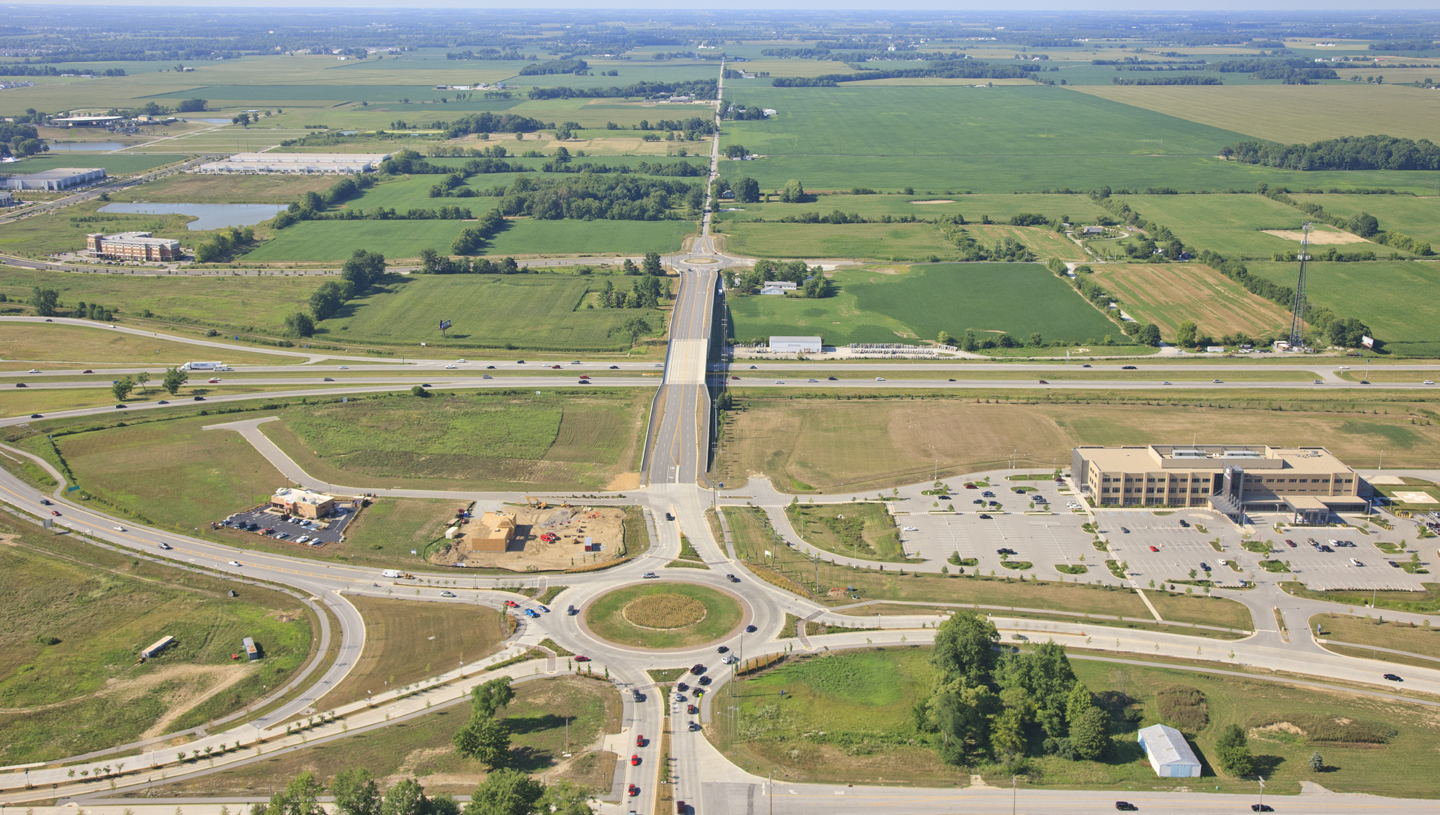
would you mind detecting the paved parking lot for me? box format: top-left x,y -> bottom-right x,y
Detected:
896,500 -> 1109,581
219,505 -> 356,547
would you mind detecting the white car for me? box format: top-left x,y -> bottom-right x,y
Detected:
158,542 -> 172,550
457,359 -> 466,363
444,364 -> 457,369
903,526 -> 918,531
297,535 -> 310,544
114,526 -> 126,532
1425,380 -> 1435,385
1350,558 -> 1363,566
28,369 -> 40,374
642,572 -> 659,579
228,560 -> 241,566
876,376 -> 886,381
339,366 -> 349,370
775,380 -> 784,384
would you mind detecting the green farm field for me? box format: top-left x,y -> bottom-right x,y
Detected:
0,321 -> 304,367
714,193 -> 1110,224
727,263 -> 1117,346
720,222 -> 1083,262
1087,263 -> 1295,339
1247,260 -> 1440,354
114,172 -> 341,204
0,515 -> 315,763
321,273 -> 666,351
1116,194 -> 1386,258
0,265 -> 323,335
0,153 -> 185,176
1292,194 -> 1440,248
263,389 -> 649,491
720,647 -> 1440,797
1072,83 -> 1440,144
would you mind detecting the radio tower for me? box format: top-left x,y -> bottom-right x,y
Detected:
1287,222 -> 1312,350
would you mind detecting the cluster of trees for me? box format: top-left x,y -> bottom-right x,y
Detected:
916,613 -> 1112,766
0,122 -> 44,158
937,217 -> 1035,261
113,369 -> 186,401
71,299 -> 117,321
772,62 -> 1037,87
382,150 -> 530,176
594,274 -> 664,309
445,49 -> 530,60
1091,194 -> 1189,260
518,58 -> 588,75
1222,136 -> 1440,171
194,226 -> 258,263
541,149 -> 706,177
1110,76 -> 1221,85
418,253 -> 523,275
711,176 -> 760,204
1217,58 -> 1338,84
442,112 -> 551,138
1260,187 -> 1431,255
0,65 -> 125,76
271,175 -> 377,228
778,179 -> 808,204
296,250 -> 387,334
250,767 -> 591,815
525,79 -> 717,101
1369,40 -> 1438,52
494,174 -> 703,221
450,209 -> 507,255
732,259 -> 833,297
28,287 -> 61,317
1195,248 -> 1374,348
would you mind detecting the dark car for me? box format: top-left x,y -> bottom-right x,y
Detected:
1115,804 -> 1137,812
1251,806 -> 1273,813
691,664 -> 705,674
677,682 -> 689,692
978,513 -> 992,519
157,400 -> 168,405
749,365 -> 757,369
83,369 -> 93,373
1082,364 -> 1092,368
30,413 -> 42,418
486,365 -> 496,369
1120,526 -> 1130,533
15,382 -> 25,388
610,365 -> 619,369
828,376 -> 837,381
194,396 -> 205,401
114,403 -> 126,409
698,675 -> 712,686
1178,520 -> 1189,528
728,574 -> 741,583
1384,673 -> 1403,682
717,646 -> 729,654
745,625 -> 757,633
665,512 -> 675,521
1121,365 -> 1137,370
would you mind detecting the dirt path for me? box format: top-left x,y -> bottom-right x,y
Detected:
138,664 -> 256,740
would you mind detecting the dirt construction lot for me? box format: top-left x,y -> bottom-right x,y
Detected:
430,505 -> 626,572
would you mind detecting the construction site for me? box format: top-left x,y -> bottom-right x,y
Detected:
427,498 -> 629,572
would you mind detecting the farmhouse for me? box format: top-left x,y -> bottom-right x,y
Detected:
769,335 -> 823,354
760,280 -> 797,295
1072,444 -> 1365,522
270,487 -> 338,519
1137,724 -> 1201,778
197,152 -> 390,174
2,167 -> 106,191
86,231 -> 182,261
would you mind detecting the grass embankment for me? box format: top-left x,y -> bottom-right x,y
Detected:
585,583 -> 743,649
321,596 -> 509,709
1311,613 -> 1440,670
0,514 -> 313,763
1282,581 -> 1440,614
666,535 -> 709,570
718,646 -> 1440,797
722,506 -> 1250,635
0,322 -> 303,367
713,391 -> 1440,492
133,676 -> 621,796
786,501 -> 911,563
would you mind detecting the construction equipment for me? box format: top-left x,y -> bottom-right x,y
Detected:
525,496 -> 548,510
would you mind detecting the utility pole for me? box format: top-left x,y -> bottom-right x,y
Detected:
1012,775 -> 1018,815
769,769 -> 775,815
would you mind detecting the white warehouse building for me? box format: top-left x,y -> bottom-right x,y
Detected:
769,336 -> 823,354
1137,724 -> 1202,778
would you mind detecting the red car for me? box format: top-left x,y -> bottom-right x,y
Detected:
636,734 -> 645,747
504,600 -> 519,607
964,483 -> 977,489
51,510 -> 61,516
1148,546 -> 1158,552
687,704 -> 698,714
630,754 -> 640,766
551,365 -> 562,370
1285,539 -> 1297,547
627,784 -> 639,797
574,655 -> 591,662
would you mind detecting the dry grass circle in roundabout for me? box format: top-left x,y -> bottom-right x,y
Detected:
585,582 -> 743,649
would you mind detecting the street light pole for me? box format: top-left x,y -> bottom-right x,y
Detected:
769,769 -> 774,815
1012,775 -> 1018,815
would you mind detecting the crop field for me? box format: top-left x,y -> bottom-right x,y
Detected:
721,646 -> 1440,797
0,265 -> 323,335
243,219 -> 469,262
0,322 -> 303,367
714,393 -> 1440,491
720,222 -> 966,262
727,263 -> 1118,347
322,596 -> 508,708
714,193 -> 1109,223
0,514 -> 313,763
1292,194 -> 1440,248
263,389 -> 648,491
136,676 -> 620,796
1116,194 -> 1385,258
114,172 -> 341,204
124,127 -> 309,154
1087,264 -> 1294,339
1247,261 -> 1440,354
0,152 -> 184,176
321,273 -> 667,350
1072,83 -> 1440,144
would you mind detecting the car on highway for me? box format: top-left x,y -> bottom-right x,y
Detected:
158,542 -> 172,550
876,376 -> 885,381
745,624 -> 757,633
775,380 -> 784,384
1114,804 -> 1137,812
1384,673 -> 1403,681
440,591 -> 456,598
636,734 -> 646,747
516,360 -> 526,364
551,364 -> 562,369
1121,365 -> 1137,370
731,376 -> 741,380
444,364 -> 456,369
642,571 -> 659,579
630,754 -> 640,766
50,509 -> 60,516
574,655 -> 590,662
194,396 -> 205,401
1038,379 -> 1048,384
339,366 -> 349,369
227,560 -> 241,566
828,376 -> 838,381
40,499 -> 51,505
610,365 -> 620,369
30,413 -> 42,418
1251,806 -> 1273,813
27,368 -> 39,374
1162,381 -> 1171,386
1082,364 -> 1092,368
627,784 -> 639,797
808,378 -> 818,383
1361,380 -> 1370,384
208,378 -> 221,383
114,404 -> 127,409
323,377 -> 334,382
157,400 -> 168,405
114,526 -> 125,532
83,369 -> 93,374
749,365 -> 757,369
486,365 -> 496,369
1426,380 -> 1435,385
14,382 -> 25,388
482,374 -> 493,379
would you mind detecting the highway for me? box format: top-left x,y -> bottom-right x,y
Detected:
2,63 -> 1440,815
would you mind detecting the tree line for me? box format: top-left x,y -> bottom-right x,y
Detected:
772,62 -> 1038,87
525,79 -> 718,101
518,58 -> 588,75
1110,76 -> 1221,85
0,122 -> 44,158
0,65 -> 125,76
1221,135 -> 1440,171
194,226 -> 259,263
249,766 -> 590,815
442,112 -> 552,138
494,173 -> 702,221
295,250 -> 388,335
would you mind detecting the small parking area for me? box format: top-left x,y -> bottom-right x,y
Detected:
897,506 -> 1110,581
1099,509 -> 1243,587
217,505 -> 356,547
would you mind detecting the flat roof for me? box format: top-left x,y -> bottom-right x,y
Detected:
222,152 -> 389,163
9,167 -> 104,180
770,335 -> 822,343
1077,445 -> 1351,475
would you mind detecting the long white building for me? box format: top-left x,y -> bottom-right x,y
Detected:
197,153 -> 390,174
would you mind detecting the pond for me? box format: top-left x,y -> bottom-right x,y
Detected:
47,142 -> 126,152
99,203 -> 289,231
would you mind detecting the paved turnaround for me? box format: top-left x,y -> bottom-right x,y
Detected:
2,62 -> 1440,815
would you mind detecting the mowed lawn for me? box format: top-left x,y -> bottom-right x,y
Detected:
728,263 -> 1117,346
0,322 -> 302,367
324,274 -> 667,351
1088,264 -> 1293,339
1114,194 -> 1374,258
264,390 -> 649,491
1247,261 -> 1440,354
0,153 -> 184,176
244,220 -> 470,262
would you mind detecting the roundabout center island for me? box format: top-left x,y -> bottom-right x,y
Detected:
585,582 -> 745,649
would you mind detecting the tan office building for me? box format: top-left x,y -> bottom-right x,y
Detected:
1072,444 -> 1365,523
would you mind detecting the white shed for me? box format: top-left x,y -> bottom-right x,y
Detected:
769,336 -> 822,354
1138,724 -> 1201,778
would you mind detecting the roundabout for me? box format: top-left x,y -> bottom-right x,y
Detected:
584,581 -> 745,649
